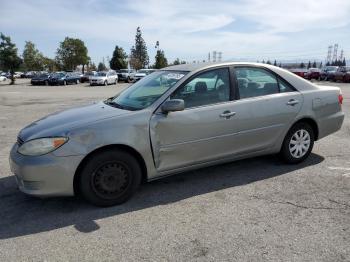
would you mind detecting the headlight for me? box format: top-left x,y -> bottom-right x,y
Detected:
18,137 -> 68,156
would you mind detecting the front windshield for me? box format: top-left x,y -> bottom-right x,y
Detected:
108,70 -> 187,110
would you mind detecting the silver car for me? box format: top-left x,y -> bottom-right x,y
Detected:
9,62 -> 344,206
90,70 -> 118,86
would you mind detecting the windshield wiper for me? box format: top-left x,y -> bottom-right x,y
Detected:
104,100 -> 125,109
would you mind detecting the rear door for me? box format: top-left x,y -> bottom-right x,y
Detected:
230,66 -> 303,152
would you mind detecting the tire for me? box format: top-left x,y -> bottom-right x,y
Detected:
280,122 -> 314,164
76,79 -> 80,84
79,149 -> 142,206
63,80 -> 67,86
127,77 -> 132,83
45,80 -> 49,86
104,81 -> 108,86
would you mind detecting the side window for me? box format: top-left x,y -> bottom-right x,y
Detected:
171,68 -> 230,108
278,78 -> 294,93
235,67 -> 279,99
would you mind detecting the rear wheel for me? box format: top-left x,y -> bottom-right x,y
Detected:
79,150 -> 142,206
280,122 -> 314,164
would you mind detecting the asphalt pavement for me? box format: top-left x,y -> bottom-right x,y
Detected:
0,79 -> 349,261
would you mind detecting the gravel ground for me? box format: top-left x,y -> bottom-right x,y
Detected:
0,79 -> 349,261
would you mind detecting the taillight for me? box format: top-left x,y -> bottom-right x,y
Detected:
338,94 -> 343,105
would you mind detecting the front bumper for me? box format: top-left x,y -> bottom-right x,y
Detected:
9,143 -> 84,197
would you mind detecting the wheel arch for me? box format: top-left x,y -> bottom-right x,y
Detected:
73,144 -> 148,196
291,117 -> 319,141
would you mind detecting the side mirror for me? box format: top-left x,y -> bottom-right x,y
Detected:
161,99 -> 185,113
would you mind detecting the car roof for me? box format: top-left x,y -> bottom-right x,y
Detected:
162,61 -> 282,72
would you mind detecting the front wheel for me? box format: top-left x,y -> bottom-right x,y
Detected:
76,79 -> 80,84
79,150 -> 142,206
280,123 -> 314,164
104,81 -> 108,86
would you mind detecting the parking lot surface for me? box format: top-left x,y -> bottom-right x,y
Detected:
0,79 -> 349,261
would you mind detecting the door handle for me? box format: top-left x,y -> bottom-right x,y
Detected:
220,111 -> 236,119
286,99 -> 299,106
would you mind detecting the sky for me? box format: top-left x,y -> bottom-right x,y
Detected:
0,0 -> 349,65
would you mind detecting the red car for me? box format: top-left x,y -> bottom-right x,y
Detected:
305,68 -> 321,80
289,68 -> 308,78
334,66 -> 350,83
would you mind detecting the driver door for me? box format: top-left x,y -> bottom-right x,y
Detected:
150,67 -> 237,172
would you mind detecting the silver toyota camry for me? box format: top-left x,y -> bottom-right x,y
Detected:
9,62 -> 344,206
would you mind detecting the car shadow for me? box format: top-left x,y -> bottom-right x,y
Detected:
0,153 -> 324,239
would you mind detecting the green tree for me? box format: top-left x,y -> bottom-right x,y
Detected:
173,58 -> 180,65
312,61 -> 317,68
300,62 -> 305,68
56,37 -> 89,71
319,62 -> 323,68
266,60 -> 271,65
130,27 -> 149,70
22,41 -> 45,71
273,60 -> 277,66
97,62 -> 107,71
89,62 -> 97,71
110,45 -> 127,70
0,33 -> 22,84
154,50 -> 168,69
307,61 -> 311,69
343,58 -> 346,66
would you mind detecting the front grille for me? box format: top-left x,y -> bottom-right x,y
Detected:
17,136 -> 24,146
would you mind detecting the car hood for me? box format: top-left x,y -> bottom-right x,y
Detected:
19,101 -> 129,141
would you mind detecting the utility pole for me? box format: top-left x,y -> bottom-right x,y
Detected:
332,44 -> 338,63
326,45 -> 333,64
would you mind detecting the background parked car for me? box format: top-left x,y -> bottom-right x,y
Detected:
324,66 -> 339,81
289,68 -> 308,78
117,69 -> 136,83
90,70 -> 118,86
0,76 -> 7,82
80,71 -> 97,83
320,66 -> 338,81
305,68 -> 321,80
134,69 -> 156,81
31,73 -> 52,85
334,66 -> 350,83
49,72 -> 81,85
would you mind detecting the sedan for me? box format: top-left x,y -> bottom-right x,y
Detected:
89,70 -> 118,86
10,62 -> 344,206
31,73 -> 51,85
334,66 -> 350,83
49,72 -> 81,85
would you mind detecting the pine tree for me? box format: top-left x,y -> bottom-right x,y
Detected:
130,27 -> 149,70
300,62 -> 305,68
273,60 -> 277,66
109,45 -> 127,70
173,58 -> 180,65
342,58 -> 346,66
97,62 -> 107,71
154,50 -> 168,69
319,62 -> 323,68
307,61 -> 311,69
312,61 -> 317,68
